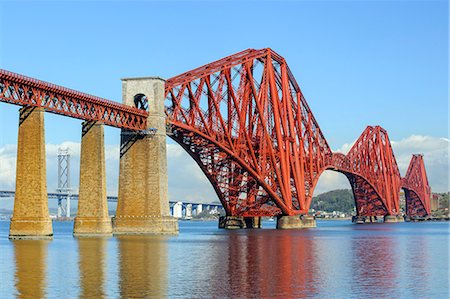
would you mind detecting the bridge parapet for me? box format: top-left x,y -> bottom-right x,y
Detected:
0,69 -> 148,130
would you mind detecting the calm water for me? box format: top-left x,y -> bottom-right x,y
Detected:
0,220 -> 448,298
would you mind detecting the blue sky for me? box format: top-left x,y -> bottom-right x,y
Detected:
0,0 -> 448,198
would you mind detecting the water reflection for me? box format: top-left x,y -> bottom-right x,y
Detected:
77,237 -> 107,298
13,240 -> 49,298
117,235 -> 168,298
200,230 -> 317,298
3,221 -> 447,298
350,228 -> 400,298
406,236 -> 431,295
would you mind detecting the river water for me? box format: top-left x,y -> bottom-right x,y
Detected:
0,220 -> 448,298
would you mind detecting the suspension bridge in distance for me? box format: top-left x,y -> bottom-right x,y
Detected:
0,190 -> 224,219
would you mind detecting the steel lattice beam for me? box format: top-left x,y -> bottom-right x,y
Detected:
401,155 -> 431,216
0,69 -> 148,130
165,49 -> 430,217
329,126 -> 401,216
166,48 -> 334,216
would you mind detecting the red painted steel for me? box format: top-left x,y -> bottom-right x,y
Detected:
166,48 -> 331,216
401,155 -> 431,217
326,126 -> 401,216
0,69 -> 148,130
165,48 -> 429,217
0,49 -> 432,217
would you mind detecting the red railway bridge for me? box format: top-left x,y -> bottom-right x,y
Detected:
0,48 -> 431,237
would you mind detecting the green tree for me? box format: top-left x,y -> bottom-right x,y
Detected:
311,189 -> 355,213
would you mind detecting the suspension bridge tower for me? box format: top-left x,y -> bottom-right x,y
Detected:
57,148 -> 72,218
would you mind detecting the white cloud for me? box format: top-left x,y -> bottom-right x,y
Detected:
166,143 -> 217,202
0,134 -> 448,204
334,141 -> 355,154
391,135 -> 449,193
0,144 -> 17,190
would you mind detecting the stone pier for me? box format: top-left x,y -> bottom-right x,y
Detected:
74,121 -> 112,236
113,77 -> 178,234
9,107 -> 52,239
276,215 -> 316,229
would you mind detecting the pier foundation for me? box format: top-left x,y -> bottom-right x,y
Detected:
74,122 -> 112,236
276,215 -> 316,229
384,215 -> 405,223
218,216 -> 262,229
9,107 -> 52,239
113,77 -> 178,234
352,216 -> 366,224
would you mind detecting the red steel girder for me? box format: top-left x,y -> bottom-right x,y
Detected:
165,48 -> 419,217
401,154 -> 431,216
0,69 -> 148,130
320,127 -> 401,216
165,48 -> 332,216
330,126 -> 401,216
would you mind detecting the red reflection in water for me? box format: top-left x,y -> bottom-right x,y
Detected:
350,226 -> 400,297
208,230 -> 318,298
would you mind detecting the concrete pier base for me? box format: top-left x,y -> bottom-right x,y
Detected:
74,122 -> 112,236
218,216 -> 244,229
384,215 -> 405,223
113,216 -> 178,235
352,216 -> 366,224
244,216 -> 262,228
276,215 -> 316,229
9,107 -> 52,239
353,216 -> 380,223
74,218 -> 112,237
113,77 -> 178,235
218,216 -> 262,229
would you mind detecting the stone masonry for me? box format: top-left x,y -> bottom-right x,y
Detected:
113,77 -> 178,234
9,107 -> 53,239
74,121 -> 112,236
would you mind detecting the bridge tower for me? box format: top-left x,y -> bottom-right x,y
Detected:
113,77 -> 178,234
56,148 -> 72,218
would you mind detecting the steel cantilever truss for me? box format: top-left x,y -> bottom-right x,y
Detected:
0,69 -> 148,130
0,49 -> 432,217
401,155 -> 431,217
328,126 -> 401,216
166,49 -> 332,216
165,48 -> 431,217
